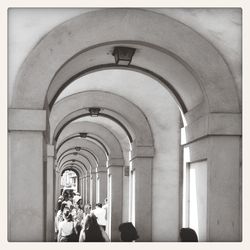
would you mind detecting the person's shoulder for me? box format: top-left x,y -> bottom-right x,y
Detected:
58,220 -> 64,228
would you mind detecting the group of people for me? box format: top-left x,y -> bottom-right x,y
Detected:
54,191 -> 139,242
55,190 -> 198,242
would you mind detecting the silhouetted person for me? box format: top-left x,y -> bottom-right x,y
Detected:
180,227 -> 198,242
79,214 -> 109,242
118,222 -> 139,242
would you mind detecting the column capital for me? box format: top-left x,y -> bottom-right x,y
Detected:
130,144 -> 155,160
8,108 -> 46,131
107,164 -> 123,175
108,158 -> 124,167
181,112 -> 242,145
96,166 -> 107,173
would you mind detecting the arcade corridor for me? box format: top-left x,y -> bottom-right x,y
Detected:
8,8 -> 242,242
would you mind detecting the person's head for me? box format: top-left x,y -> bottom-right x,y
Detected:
84,214 -> 104,242
63,193 -> 69,200
84,214 -> 98,230
84,204 -> 91,214
63,209 -> 73,222
179,228 -> 198,242
76,199 -> 82,208
60,202 -> 67,212
118,222 -> 139,242
96,203 -> 102,208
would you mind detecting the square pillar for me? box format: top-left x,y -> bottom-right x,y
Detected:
82,176 -> 87,204
85,174 -> 90,204
79,176 -> 84,201
46,144 -> 55,242
90,171 -> 96,208
130,145 -> 154,242
207,136 -> 241,241
55,169 -> 61,201
107,158 -> 124,242
182,113 -> 242,241
96,166 -> 107,204
8,108 -> 47,241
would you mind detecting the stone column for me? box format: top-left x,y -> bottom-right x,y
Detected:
8,109 -> 46,241
82,176 -> 87,204
207,135 -> 241,241
90,171 -> 96,208
181,113 -> 242,241
129,144 -> 154,242
79,176 -> 84,200
55,168 -> 61,201
96,166 -> 107,204
85,174 -> 90,204
107,158 -> 124,242
46,144 -> 55,242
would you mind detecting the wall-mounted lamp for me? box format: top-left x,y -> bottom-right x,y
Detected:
75,146 -> 81,151
112,46 -> 136,66
79,133 -> 87,138
89,107 -> 101,117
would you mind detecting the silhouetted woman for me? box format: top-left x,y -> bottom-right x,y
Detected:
79,214 -> 109,242
118,222 -> 139,242
179,227 -> 198,242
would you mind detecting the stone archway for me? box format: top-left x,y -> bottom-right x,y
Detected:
8,8 -> 241,242
50,91 -> 154,241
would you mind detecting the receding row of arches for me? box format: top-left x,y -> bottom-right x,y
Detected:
8,8 -> 241,242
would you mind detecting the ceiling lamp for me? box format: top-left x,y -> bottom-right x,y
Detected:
112,46 -> 136,66
89,107 -> 101,117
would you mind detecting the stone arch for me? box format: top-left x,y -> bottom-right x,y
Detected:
61,163 -> 86,176
57,149 -> 98,168
11,8 -> 239,117
58,153 -> 93,171
56,134 -> 109,157
58,152 -> 96,169
59,158 -> 89,172
59,164 -> 85,197
57,147 -> 99,165
8,8 -> 241,242
60,167 -> 81,190
56,121 -> 123,159
50,91 -> 153,148
57,138 -> 107,167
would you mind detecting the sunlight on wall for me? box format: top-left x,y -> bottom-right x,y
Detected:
189,168 -> 199,237
182,146 -> 190,226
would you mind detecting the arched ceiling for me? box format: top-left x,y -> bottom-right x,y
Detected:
9,8 -> 241,106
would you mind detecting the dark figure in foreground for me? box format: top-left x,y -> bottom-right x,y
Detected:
79,214 -> 109,242
179,227 -> 198,242
118,222 -> 139,242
